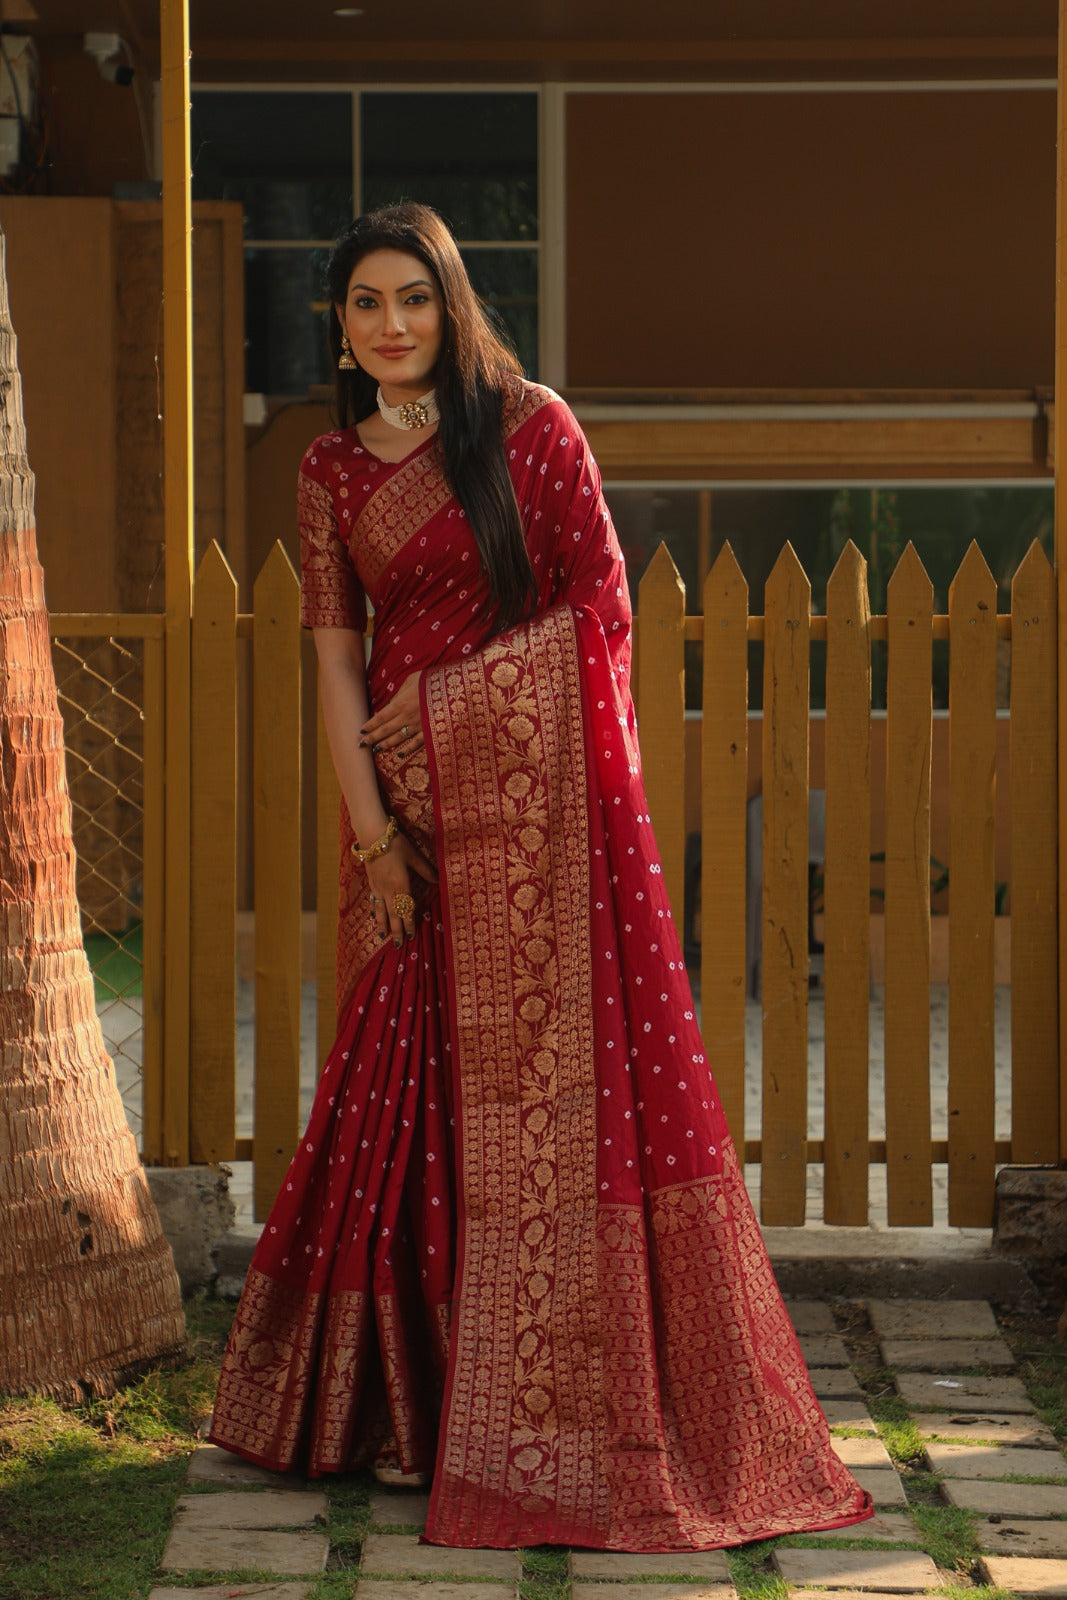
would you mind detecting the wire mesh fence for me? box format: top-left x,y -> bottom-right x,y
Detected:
51,634 -> 146,1144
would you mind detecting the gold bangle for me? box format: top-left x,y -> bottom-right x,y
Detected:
351,815 -> 398,865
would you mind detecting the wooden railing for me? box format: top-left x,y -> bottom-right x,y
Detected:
54,534 -> 1060,1227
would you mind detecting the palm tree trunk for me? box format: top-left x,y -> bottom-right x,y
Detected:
0,230 -> 186,1398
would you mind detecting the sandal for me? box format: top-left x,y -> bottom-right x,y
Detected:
373,1445 -> 430,1489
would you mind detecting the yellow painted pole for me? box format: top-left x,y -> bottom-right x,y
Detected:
1057,0 -> 1067,1162
160,0 -> 194,1164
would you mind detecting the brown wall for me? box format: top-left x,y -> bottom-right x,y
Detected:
3,198 -> 118,611
39,38 -> 149,196
245,402 -> 333,590
566,89 -> 1056,389
1,197 -> 245,613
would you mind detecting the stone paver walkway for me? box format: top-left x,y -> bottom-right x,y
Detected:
360,1532 -> 521,1578
979,1556 -> 1067,1596
150,1294 -> 1067,1600
570,1551 -> 732,1580
573,1587 -> 731,1600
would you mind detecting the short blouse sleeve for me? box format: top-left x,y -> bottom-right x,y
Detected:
297,449 -> 367,631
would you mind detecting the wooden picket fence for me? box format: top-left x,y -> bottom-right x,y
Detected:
73,533 -> 1058,1225
638,535 -> 1057,1229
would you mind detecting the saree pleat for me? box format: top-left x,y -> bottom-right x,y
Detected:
210,891 -> 453,1477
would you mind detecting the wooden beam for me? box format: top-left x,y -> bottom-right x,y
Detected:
188,36 -> 1057,68
160,0 -> 194,1165
567,386 -> 1041,404
48,613 -> 165,637
580,414 -> 1046,480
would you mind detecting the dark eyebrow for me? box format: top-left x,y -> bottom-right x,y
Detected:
351,279 -> 434,293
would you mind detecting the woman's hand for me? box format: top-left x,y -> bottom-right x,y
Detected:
361,671 -> 423,755
365,831 -> 437,945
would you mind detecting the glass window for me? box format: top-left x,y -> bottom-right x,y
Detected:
362,91 -> 539,376
191,92 -> 353,241
243,247 -> 333,396
463,248 -> 539,377
360,92 -> 538,240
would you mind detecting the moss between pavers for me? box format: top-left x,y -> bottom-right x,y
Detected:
926,1586 -> 1017,1600
907,1505 -> 980,1572
723,1540 -> 790,1600
157,1568 -> 307,1588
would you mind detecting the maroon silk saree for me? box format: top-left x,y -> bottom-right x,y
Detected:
209,382 -> 871,1549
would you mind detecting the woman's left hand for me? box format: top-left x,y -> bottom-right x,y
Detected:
360,670 -> 423,754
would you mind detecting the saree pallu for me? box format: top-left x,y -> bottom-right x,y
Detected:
420,602 -> 869,1549
210,595 -> 871,1551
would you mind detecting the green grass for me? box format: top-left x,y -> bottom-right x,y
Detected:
908,1504 -> 980,1574
518,1543 -> 569,1600
0,1293 -> 229,1600
519,1579 -> 568,1600
521,1548 -> 569,1579
863,1390 -> 926,1466
156,1565 -> 299,1586
312,1576 -> 370,1600
84,922 -> 143,1002
725,1539 -> 790,1600
321,1471 -> 372,1564
1002,1323 -> 1067,1442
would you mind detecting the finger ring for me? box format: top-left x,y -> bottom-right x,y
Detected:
368,892 -> 378,905
402,724 -> 410,737
392,892 -> 415,920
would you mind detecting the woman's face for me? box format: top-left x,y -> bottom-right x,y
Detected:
337,248 -> 444,398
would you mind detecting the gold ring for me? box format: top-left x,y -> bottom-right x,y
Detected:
392,892 -> 415,920
402,724 -> 410,737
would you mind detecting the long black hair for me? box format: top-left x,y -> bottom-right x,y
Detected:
326,203 -> 536,633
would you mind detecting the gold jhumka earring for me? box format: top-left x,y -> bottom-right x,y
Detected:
338,332 -> 358,371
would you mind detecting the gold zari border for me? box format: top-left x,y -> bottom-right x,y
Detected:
357,381 -> 555,590
425,606 -> 604,1544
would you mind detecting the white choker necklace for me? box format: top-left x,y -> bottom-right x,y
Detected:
376,387 -> 440,431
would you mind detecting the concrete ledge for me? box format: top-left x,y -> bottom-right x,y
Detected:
765,1228 -> 1035,1301
145,1165 -> 236,1293
211,1219 -> 1036,1303
995,1167 -> 1067,1259
215,1223 -> 265,1299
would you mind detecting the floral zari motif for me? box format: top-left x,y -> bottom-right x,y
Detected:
425,607 -> 605,1545
422,606 -> 870,1549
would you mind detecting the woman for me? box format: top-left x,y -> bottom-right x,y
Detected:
210,202 -> 872,1552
